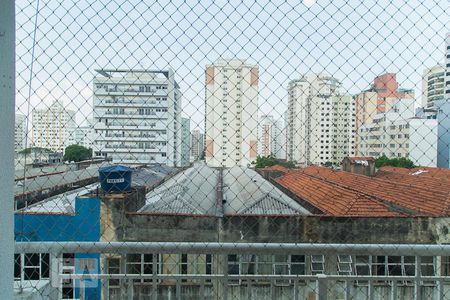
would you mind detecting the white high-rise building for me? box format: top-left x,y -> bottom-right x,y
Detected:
445,33 -> 450,99
359,98 -> 438,167
190,129 -> 204,161
422,64 -> 445,108
15,114 -> 27,152
70,118 -> 94,150
32,101 -> 76,153
205,59 -> 259,168
92,69 -> 182,166
257,115 -> 285,159
287,74 -> 355,166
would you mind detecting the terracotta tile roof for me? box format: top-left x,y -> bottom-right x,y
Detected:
378,166 -> 450,183
295,166 -> 450,217
275,172 -> 403,217
259,165 -> 293,174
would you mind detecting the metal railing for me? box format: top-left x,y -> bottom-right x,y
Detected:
15,242 -> 450,300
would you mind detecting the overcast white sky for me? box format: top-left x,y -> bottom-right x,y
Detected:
15,0 -> 450,132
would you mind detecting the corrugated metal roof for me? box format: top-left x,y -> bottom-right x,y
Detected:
140,162 -> 217,215
222,166 -> 310,215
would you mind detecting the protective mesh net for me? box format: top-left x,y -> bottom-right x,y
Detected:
12,0 -> 450,299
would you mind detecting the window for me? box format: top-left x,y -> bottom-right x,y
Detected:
126,254 -> 154,283
15,253 -> 50,281
355,256 -> 371,285
108,258 -> 120,287
311,255 -> 324,274
337,255 -> 352,275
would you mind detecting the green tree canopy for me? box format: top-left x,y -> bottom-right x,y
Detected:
63,144 -> 93,162
375,155 -> 415,169
254,155 -> 296,169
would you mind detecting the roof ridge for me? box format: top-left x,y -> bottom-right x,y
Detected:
300,170 -> 418,216
239,193 -> 300,214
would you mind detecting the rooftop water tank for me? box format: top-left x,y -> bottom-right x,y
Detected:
99,165 -> 132,193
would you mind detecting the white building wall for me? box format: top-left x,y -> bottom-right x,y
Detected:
408,118 -> 438,167
205,59 -> 258,168
358,98 -> 438,167
92,70 -> 182,166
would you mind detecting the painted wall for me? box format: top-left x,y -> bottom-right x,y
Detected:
15,196 -> 101,299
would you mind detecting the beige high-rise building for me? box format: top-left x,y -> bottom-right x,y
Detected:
422,64 -> 445,108
32,101 -> 76,153
190,129 -> 204,161
258,115 -> 285,159
205,59 -> 259,168
287,74 -> 355,166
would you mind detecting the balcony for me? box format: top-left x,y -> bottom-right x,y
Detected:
14,242 -> 450,300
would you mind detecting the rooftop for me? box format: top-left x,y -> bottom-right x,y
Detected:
269,165 -> 450,217
140,162 -> 311,216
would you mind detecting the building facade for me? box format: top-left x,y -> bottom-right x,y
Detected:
446,32 -> 450,99
287,74 -> 355,166
70,118 -> 94,150
15,114 -> 26,152
205,59 -> 259,168
180,117 -> 190,167
257,115 -> 285,159
354,73 -> 414,154
359,98 -> 438,167
92,69 -> 182,166
422,64 -> 445,108
31,101 -> 76,153
190,129 -> 204,161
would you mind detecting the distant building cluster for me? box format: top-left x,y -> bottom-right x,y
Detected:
15,32 -> 450,170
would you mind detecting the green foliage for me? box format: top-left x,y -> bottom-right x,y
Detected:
63,144 -> 92,162
375,155 -> 415,169
323,161 -> 333,167
255,155 -> 296,169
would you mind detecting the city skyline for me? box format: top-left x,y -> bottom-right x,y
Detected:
14,0 -> 449,133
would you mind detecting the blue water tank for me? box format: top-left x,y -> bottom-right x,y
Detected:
99,165 -> 132,192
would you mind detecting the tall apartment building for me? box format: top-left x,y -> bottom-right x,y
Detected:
32,101 -> 76,153
70,118 -> 94,150
359,98 -> 437,167
190,129 -> 204,161
354,73 -> 414,153
446,32 -> 450,99
205,59 -> 259,168
422,64 -> 445,108
92,69 -> 182,166
15,114 -> 26,152
257,115 -> 285,159
287,74 -> 355,166
180,117 -> 190,167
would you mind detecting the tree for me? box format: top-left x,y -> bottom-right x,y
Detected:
375,155 -> 415,169
63,144 -> 92,162
254,155 -> 297,169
